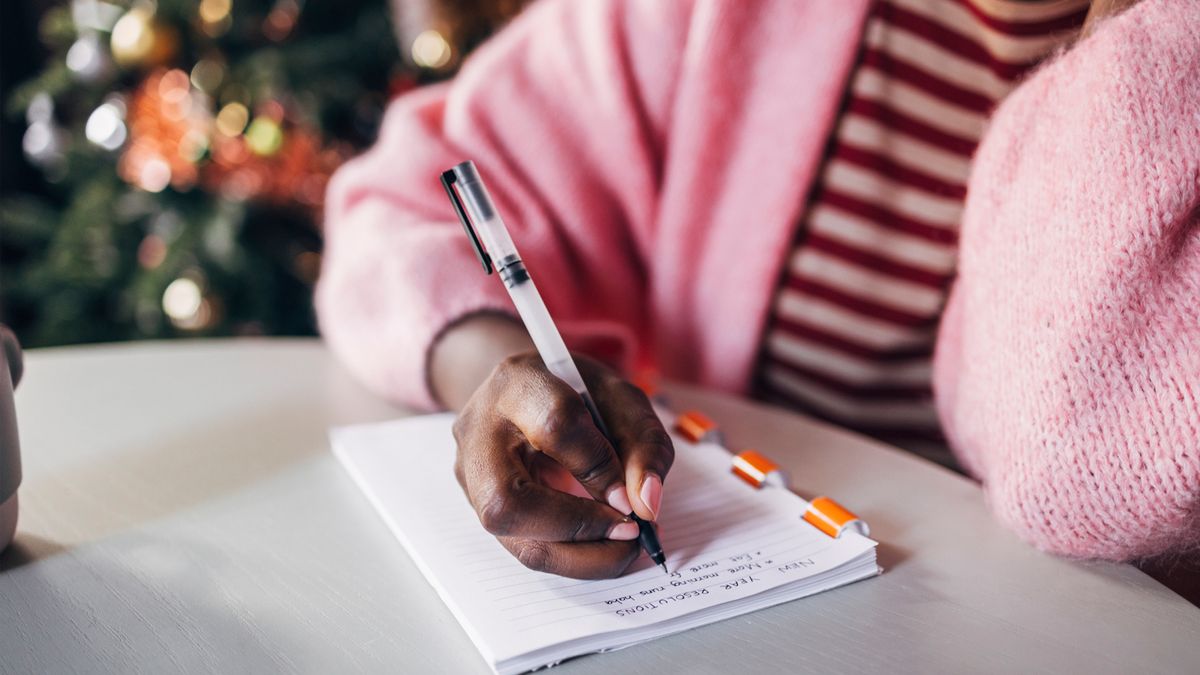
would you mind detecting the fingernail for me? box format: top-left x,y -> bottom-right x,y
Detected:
640,474 -> 662,520
606,485 -> 633,515
608,519 -> 639,541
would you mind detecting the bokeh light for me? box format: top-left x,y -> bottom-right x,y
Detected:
412,29 -> 453,70
162,277 -> 203,321
198,0 -> 233,24
215,102 -> 249,136
245,116 -> 283,156
85,100 -> 128,151
190,59 -> 224,93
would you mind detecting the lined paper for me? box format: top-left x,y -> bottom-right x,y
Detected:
332,414 -> 878,674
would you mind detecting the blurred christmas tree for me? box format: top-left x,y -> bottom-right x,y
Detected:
0,0 -> 414,346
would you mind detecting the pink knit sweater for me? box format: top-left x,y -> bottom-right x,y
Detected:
317,0 -> 1199,562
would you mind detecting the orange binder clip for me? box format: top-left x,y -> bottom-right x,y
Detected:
674,410 -> 722,444
802,496 -> 869,538
731,449 -> 788,489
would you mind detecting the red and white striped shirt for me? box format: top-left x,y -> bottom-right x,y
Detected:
755,0 -> 1087,465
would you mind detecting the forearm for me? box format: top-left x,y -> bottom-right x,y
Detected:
430,313 -> 535,410
935,0 -> 1200,560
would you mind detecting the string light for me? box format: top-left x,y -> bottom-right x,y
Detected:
411,29 -> 453,70
190,59 -> 224,93
199,0 -> 233,36
263,0 -> 299,42
198,0 -> 232,24
245,116 -> 283,156
215,102 -> 249,136
162,277 -> 203,321
66,32 -> 112,81
136,156 -> 172,192
137,234 -> 168,269
178,129 -> 209,163
85,100 -> 128,151
110,5 -> 155,66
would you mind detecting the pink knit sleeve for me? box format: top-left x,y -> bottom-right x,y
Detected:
315,0 -> 689,409
933,0 -> 1200,561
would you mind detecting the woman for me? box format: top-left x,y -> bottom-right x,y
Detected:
317,0 -> 1198,581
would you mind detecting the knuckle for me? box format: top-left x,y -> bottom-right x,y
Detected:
452,457 -> 466,490
490,355 -> 526,393
498,352 -> 525,371
514,540 -> 552,573
616,541 -> 641,574
477,475 -> 533,535
477,490 -> 515,535
641,426 -> 675,470
498,351 -> 537,377
539,395 -> 586,444
573,442 -> 617,487
451,413 -> 470,444
566,514 -> 592,543
452,407 -> 490,447
614,380 -> 651,406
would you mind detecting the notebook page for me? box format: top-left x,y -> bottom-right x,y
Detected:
332,414 -> 877,672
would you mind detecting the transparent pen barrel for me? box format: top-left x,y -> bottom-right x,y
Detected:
507,279 -> 587,395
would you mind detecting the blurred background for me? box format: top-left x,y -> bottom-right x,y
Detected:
0,0 -> 531,348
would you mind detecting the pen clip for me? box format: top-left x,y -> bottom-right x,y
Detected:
440,169 -> 493,274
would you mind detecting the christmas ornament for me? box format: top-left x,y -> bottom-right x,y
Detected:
118,69 -> 210,192
7,0 -> 415,348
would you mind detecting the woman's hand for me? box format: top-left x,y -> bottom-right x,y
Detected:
451,351 -> 674,579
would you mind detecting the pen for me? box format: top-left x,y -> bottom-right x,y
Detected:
441,160 -> 669,575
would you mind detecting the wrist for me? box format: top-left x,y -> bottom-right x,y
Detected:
429,311 -> 535,410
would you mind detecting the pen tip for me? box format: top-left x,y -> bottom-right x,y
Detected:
659,562 -> 669,575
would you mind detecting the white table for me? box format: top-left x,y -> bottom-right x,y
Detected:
1,339 -> 1196,674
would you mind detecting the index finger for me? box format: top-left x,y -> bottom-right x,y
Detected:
462,451 -> 639,542
583,365 -> 675,522
497,536 -> 640,579
496,361 -> 634,514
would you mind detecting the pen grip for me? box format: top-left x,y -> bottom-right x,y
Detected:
580,390 -> 665,564
578,391 -> 613,442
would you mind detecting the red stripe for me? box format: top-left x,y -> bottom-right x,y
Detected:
878,2 -> 1034,79
802,231 -> 953,288
760,356 -> 933,400
846,97 -> 977,155
784,276 -> 940,328
819,188 -> 959,244
958,0 -> 1089,37
854,425 -> 947,443
832,142 -> 966,200
758,382 -> 942,434
770,314 -> 934,361
862,50 -> 993,113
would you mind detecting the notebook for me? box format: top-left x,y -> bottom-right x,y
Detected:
331,413 -> 879,674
